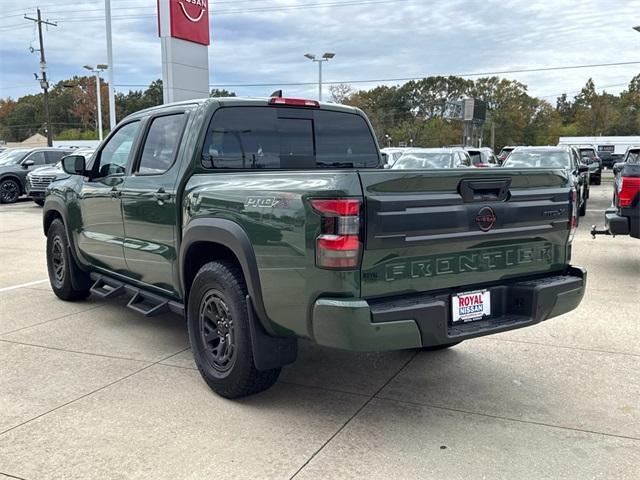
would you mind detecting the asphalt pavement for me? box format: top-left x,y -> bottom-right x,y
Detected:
0,172 -> 638,480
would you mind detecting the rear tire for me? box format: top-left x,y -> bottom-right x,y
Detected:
421,341 -> 462,351
187,261 -> 280,398
46,219 -> 91,301
0,178 -> 20,204
594,176 -> 601,186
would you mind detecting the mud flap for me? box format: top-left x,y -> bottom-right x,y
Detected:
246,295 -> 297,371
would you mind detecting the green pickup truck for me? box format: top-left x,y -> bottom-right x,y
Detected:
43,97 -> 586,398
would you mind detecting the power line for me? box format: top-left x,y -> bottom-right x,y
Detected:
114,61 -> 640,88
40,0 -> 413,23
4,0 -> 276,16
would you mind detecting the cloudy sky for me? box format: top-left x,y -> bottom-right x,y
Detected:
0,0 -> 639,102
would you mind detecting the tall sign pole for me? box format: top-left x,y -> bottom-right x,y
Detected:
157,0 -> 210,103
104,0 -> 116,130
24,9 -> 56,147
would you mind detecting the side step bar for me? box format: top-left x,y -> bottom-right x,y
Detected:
90,273 -> 184,317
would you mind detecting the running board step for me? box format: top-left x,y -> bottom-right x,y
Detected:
127,291 -> 170,317
90,277 -> 125,299
89,273 -> 184,317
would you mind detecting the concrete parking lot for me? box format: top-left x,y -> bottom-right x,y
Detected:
1,173 -> 639,479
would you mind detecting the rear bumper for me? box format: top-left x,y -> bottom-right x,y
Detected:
312,266 -> 586,351
605,207 -> 640,238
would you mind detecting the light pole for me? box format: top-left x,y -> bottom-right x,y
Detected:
105,0 -> 116,130
304,52 -> 335,101
84,64 -> 108,142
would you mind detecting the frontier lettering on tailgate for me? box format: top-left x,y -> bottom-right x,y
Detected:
381,243 -> 554,282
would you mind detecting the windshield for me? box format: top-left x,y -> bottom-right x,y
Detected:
503,151 -> 571,169
0,149 -> 29,166
393,152 -> 454,169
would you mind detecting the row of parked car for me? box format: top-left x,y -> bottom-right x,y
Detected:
0,147 -> 94,204
382,144 -> 595,217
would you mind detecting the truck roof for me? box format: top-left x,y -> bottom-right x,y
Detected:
123,96 -> 362,121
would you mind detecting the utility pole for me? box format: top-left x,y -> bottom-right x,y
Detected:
25,9 -> 56,147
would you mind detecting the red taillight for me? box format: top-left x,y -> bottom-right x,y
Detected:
618,177 -> 640,207
310,198 -> 362,269
269,97 -> 320,108
311,199 -> 360,216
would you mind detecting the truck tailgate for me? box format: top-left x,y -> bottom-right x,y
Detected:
359,168 -> 572,298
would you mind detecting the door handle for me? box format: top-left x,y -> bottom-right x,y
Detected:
110,187 -> 120,199
153,189 -> 171,201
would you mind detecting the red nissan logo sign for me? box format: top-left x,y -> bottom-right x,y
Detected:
169,0 -> 210,45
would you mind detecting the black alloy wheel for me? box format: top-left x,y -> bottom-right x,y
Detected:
199,289 -> 237,373
50,236 -> 66,287
0,179 -> 20,204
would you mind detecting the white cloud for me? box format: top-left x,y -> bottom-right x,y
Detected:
0,0 -> 638,101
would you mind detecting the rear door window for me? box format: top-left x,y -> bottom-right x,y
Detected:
45,150 -> 68,164
24,151 -> 46,166
202,106 -> 379,169
137,113 -> 186,175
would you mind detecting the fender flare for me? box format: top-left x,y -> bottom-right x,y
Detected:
180,218 -> 276,335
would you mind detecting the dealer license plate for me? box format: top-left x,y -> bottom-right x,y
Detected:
452,289 -> 491,323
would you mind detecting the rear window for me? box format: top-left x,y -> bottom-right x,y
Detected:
503,150 -> 571,169
468,151 -> 482,165
579,148 -> 596,157
201,106 -> 379,169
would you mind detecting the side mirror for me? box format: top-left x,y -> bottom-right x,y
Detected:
578,164 -> 589,174
613,162 -> 625,174
61,155 -> 87,176
22,159 -> 34,168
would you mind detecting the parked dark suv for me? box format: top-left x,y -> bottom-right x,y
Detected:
0,148 -> 73,203
576,145 -> 602,185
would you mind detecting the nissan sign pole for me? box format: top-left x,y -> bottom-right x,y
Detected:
157,0 -> 211,103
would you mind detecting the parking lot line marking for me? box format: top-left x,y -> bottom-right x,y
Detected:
0,279 -> 48,293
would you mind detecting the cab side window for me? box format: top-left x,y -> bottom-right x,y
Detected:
94,121 -> 141,177
137,114 -> 186,175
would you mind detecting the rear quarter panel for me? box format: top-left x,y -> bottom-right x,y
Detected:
183,171 -> 363,337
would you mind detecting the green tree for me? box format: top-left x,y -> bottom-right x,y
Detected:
210,88 -> 236,97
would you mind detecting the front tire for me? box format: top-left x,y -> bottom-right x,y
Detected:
187,261 -> 280,398
0,178 -> 20,204
46,219 -> 91,301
